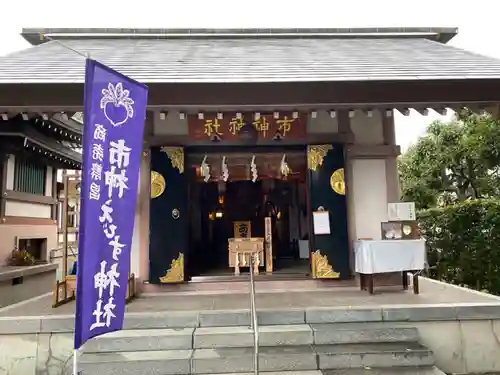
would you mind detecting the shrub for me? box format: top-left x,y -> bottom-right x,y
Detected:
6,248 -> 35,266
419,199 -> 500,295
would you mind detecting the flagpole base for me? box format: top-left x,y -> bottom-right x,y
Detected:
73,349 -> 79,375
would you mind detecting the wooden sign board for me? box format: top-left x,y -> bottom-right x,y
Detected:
234,221 -> 251,238
188,112 -> 307,142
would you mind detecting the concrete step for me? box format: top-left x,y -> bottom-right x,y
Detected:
194,325 -> 312,348
79,349 -> 192,375
197,370 -> 445,375
311,323 -> 419,345
195,372 -> 322,375
317,342 -> 434,369
192,346 -> 318,374
82,324 -> 420,353
81,328 -> 195,353
79,346 -> 317,375
79,343 -> 435,375
322,367 -> 446,375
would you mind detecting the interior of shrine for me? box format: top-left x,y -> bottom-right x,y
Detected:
186,146 -> 310,279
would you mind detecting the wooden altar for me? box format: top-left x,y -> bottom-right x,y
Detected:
228,237 -> 265,275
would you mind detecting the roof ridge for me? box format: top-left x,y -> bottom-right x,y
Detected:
22,27 -> 458,46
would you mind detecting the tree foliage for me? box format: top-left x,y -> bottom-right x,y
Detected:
399,110 -> 500,209
419,199 -> 500,295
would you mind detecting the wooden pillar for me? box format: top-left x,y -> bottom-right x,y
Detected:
61,171 -> 69,280
0,154 -> 7,218
51,168 -> 58,220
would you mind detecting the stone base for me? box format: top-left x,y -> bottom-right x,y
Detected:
0,264 -> 57,308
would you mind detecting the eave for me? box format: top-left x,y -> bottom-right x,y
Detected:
2,80 -> 500,110
0,120 -> 82,168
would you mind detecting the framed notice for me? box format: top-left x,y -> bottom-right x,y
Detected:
388,202 -> 416,221
313,211 -> 331,235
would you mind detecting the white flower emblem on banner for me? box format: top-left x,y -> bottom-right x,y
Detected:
100,83 -> 135,127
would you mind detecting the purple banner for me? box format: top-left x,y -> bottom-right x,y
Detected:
74,59 -> 148,349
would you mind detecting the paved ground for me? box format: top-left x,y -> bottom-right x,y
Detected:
1,277 -> 498,317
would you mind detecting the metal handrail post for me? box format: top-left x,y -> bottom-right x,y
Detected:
249,254 -> 259,375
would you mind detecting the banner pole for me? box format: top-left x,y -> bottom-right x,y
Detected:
72,349 -> 79,375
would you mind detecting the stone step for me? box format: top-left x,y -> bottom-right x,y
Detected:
81,328 -> 195,353
79,343 -> 434,375
82,324 -> 420,353
317,342 -> 434,369
196,372 -> 322,375
79,347 -> 317,375
79,349 -> 192,375
197,370 -> 445,375
311,323 -> 419,345
322,367 -> 446,375
192,346 -> 318,374
194,325 -> 312,348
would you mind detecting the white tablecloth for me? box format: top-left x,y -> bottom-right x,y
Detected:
354,239 -> 426,274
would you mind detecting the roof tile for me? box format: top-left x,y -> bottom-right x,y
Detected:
1,37 -> 500,84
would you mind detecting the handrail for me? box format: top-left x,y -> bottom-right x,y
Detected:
249,254 -> 259,375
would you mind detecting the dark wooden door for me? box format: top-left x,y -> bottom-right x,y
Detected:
307,144 -> 350,279
149,147 -> 188,284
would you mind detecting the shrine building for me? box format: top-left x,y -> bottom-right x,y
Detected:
2,27 -> 500,290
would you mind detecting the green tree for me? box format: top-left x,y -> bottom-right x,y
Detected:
399,110 -> 500,209
419,199 -> 500,295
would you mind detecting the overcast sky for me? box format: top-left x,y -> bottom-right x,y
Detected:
1,0 -> 499,150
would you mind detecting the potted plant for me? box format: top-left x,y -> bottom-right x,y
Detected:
6,247 -> 35,266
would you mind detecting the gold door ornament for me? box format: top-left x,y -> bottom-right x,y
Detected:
161,147 -> 184,174
160,253 -> 184,283
330,168 -> 346,195
311,250 -> 340,278
307,145 -> 333,171
151,171 -> 166,198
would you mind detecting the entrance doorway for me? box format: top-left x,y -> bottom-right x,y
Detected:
187,148 -> 310,278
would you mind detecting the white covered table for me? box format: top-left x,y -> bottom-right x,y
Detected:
354,239 -> 426,294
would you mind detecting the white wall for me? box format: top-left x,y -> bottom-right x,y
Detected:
351,159 -> 388,240
350,110 -> 384,144
153,111 -> 189,136
307,110 -> 339,133
4,201 -> 52,218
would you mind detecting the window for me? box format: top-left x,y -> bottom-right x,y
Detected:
68,204 -> 76,228
18,237 -> 47,262
14,157 -> 46,195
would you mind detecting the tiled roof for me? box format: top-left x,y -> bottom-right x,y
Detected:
1,28 -> 500,84
0,121 -> 82,164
